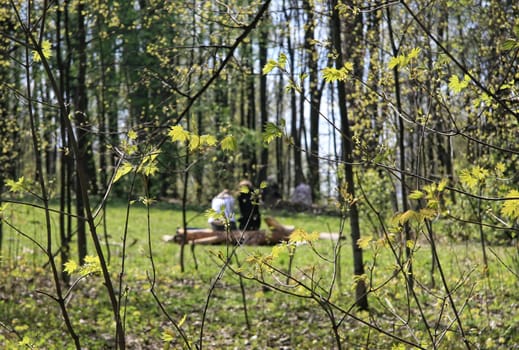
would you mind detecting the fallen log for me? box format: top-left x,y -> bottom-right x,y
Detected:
166,216 -> 296,245
174,228 -> 224,241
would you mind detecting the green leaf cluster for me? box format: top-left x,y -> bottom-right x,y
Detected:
288,228 -> 320,244
263,120 -> 285,144
5,176 -> 26,193
322,62 -> 353,83
32,40 -> 52,63
262,53 -> 287,75
113,149 -> 160,183
459,166 -> 489,190
63,255 -> 101,277
388,48 -> 421,70
408,178 -> 449,211
501,190 -> 519,220
448,74 -> 471,94
169,124 -> 231,152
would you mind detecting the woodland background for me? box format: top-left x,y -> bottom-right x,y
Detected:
0,0 -> 518,349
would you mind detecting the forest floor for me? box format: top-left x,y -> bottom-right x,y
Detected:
0,201 -> 518,349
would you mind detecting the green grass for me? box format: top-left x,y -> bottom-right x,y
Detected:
0,200 -> 518,349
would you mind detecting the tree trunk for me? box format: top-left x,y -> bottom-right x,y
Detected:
0,10 -> 15,252
56,0 -> 72,283
387,7 -> 414,292
304,0 -> 323,202
283,0 -> 304,188
244,43 -> 258,180
330,0 -> 368,310
258,19 -> 269,184
74,0 -> 88,264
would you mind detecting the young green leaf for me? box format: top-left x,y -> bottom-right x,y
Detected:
142,162 -> 159,176
502,38 -> 519,51
356,236 -> 372,249
437,178 -> 448,192
168,125 -> 190,143
322,62 -> 353,83
127,129 -> 137,140
140,196 -> 156,206
501,190 -> 519,220
63,260 -> 79,275
459,165 -> 489,190
263,122 -> 283,144
398,210 -> 418,225
472,165 -> 489,181
200,134 -> 217,147
278,53 -> 287,69
407,47 -> 421,60
322,67 -> 340,83
408,190 -> 424,200
32,40 -> 52,62
161,329 -> 175,342
113,162 -> 133,183
81,255 -> 101,275
289,228 -> 319,243
388,55 -> 402,69
178,314 -> 187,327
221,135 -> 237,152
189,134 -> 200,151
5,176 -> 25,193
262,59 -> 278,75
419,208 -> 438,220
448,74 -> 470,93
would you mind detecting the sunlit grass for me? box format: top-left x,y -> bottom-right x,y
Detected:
1,200 -> 518,348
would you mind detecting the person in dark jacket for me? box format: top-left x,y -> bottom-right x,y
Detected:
237,180 -> 261,231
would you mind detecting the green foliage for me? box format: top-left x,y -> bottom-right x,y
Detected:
32,40 -> 52,62
168,125 -> 190,143
5,176 -> 25,193
322,62 -> 353,82
262,120 -> 285,144
501,190 -> 519,220
262,53 -> 287,75
64,255 -> 102,276
502,22 -> 519,50
136,150 -> 160,177
113,162 -> 133,183
501,38 -> 519,51
387,47 -> 421,69
169,124 -> 234,154
448,74 -> 471,93
288,228 -> 319,244
220,134 -> 237,152
459,165 -> 490,190
1,203 -> 518,348
2,0 -> 519,348
356,235 -> 373,249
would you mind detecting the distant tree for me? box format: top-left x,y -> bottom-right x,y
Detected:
386,5 -> 414,290
72,0 -> 89,264
281,0 -> 305,189
330,0 -> 368,310
55,0 -> 73,283
257,17 -> 270,185
0,13 -> 19,252
304,0 -> 324,202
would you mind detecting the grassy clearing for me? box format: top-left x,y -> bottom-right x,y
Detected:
0,200 -> 518,349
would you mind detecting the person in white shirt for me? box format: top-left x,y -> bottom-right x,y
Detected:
208,189 -> 237,231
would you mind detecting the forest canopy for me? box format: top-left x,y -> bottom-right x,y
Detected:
0,1 -> 518,204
